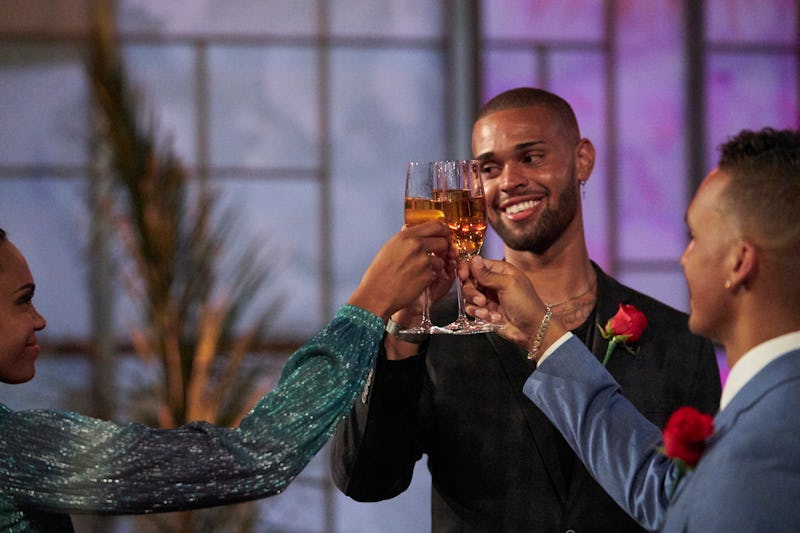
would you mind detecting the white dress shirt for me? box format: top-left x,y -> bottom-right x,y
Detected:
719,330 -> 800,411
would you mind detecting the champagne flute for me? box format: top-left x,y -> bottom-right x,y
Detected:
435,159 -> 500,334
399,161 -> 446,335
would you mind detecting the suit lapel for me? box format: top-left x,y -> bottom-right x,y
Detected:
713,349 -> 800,436
487,331 -> 570,505
482,264 -> 637,508
591,267 -> 634,363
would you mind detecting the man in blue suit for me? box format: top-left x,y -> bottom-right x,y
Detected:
464,127 -> 800,531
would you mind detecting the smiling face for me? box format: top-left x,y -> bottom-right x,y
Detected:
472,105 -> 593,255
0,238 -> 46,384
680,169 -> 737,342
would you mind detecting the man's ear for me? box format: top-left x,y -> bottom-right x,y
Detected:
728,239 -> 758,290
575,138 -> 595,184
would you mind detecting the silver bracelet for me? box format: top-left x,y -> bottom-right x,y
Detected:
385,318 -> 429,344
527,305 -> 553,361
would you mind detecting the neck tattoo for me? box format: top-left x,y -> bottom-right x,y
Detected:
545,274 -> 597,309
548,275 -> 598,331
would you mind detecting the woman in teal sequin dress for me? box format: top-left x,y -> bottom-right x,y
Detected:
0,223 -> 454,532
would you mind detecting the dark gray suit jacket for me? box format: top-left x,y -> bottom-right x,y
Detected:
331,264 -> 721,532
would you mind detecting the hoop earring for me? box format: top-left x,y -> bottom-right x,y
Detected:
580,181 -> 586,201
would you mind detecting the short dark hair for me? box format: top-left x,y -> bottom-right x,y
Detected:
476,87 -> 580,141
716,127 -> 800,252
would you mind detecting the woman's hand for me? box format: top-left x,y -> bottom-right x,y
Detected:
347,221 -> 455,322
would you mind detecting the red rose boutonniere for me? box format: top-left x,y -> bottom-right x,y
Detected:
596,303 -> 648,366
661,406 -> 714,497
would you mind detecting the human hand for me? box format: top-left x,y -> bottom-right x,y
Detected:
347,221 -> 454,321
462,256 -> 566,354
386,229 -> 457,331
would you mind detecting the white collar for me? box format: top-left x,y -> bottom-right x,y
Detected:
719,330 -> 800,412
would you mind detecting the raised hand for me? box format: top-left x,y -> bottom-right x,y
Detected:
347,220 -> 455,322
463,256 -> 567,354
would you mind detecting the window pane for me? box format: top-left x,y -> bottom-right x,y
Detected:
707,0 -> 796,44
124,45 -> 197,165
617,0 -> 686,262
118,0 -> 318,37
482,0 -> 604,41
0,356 -> 92,410
215,178 -> 323,338
617,143 -> 688,263
707,53 -> 798,168
0,45 -> 87,166
210,46 -> 319,169
330,48 -> 445,308
549,50 -> 610,267
0,177 -> 90,339
330,0 -> 442,38
482,49 -> 539,103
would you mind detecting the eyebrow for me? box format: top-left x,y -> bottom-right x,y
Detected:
514,140 -> 544,151
476,140 -> 545,162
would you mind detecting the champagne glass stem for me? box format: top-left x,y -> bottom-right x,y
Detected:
420,287 -> 433,328
453,262 -> 467,321
400,283 -> 435,335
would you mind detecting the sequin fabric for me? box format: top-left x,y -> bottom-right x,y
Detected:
0,304 -> 382,532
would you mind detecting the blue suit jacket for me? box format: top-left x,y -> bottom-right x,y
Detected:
525,336 -> 800,532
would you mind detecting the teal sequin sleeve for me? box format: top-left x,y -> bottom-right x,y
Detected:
0,304 -> 383,532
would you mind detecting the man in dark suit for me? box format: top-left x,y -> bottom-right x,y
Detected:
330,87 -> 721,532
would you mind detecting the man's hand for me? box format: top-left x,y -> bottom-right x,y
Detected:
463,256 -> 567,357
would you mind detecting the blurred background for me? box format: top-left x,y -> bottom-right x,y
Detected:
0,0 -> 797,531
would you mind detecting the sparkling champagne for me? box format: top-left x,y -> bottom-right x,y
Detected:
404,197 -> 446,226
441,189 -> 487,257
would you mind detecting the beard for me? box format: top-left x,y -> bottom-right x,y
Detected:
490,181 -> 580,255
